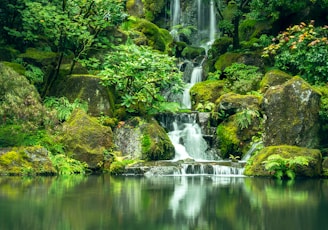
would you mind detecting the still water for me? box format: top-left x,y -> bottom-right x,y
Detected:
0,175 -> 327,230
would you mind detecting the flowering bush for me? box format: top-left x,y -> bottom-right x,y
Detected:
263,21 -> 328,84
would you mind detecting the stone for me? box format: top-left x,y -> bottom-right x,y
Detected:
0,146 -> 56,175
262,76 -> 321,148
59,109 -> 114,169
244,145 -> 322,177
114,117 -> 174,161
50,74 -> 115,116
260,69 -> 293,93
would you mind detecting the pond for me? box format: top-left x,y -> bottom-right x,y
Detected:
0,175 -> 327,230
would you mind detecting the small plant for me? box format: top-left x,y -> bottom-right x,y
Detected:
195,102 -> 215,112
263,154 -> 311,180
44,96 -> 88,122
50,154 -> 88,175
224,63 -> 263,94
229,154 -> 240,162
235,109 -> 260,129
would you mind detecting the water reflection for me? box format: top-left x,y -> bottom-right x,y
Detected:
0,176 -> 328,229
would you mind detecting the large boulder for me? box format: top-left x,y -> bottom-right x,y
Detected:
0,146 -> 56,175
259,69 -> 293,93
59,109 -> 114,169
50,74 -> 115,116
114,117 -> 174,160
262,76 -> 321,148
244,145 -> 322,177
0,63 -> 47,128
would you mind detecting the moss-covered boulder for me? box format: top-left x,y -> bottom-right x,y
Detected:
128,18 -> 173,52
216,112 -> 262,159
215,52 -> 264,71
126,0 -> 144,17
239,19 -> 271,42
0,146 -> 56,175
18,48 -> 58,66
114,117 -> 174,161
190,80 -> 225,110
0,63 -> 47,128
215,93 -> 262,114
59,109 -> 113,169
49,74 -> 115,116
263,76 -> 321,148
260,69 -> 293,93
181,46 -> 206,60
0,46 -> 19,61
244,145 -> 322,177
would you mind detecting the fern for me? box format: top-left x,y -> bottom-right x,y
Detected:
50,154 -> 88,175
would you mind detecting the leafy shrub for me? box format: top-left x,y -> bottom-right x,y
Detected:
50,154 -> 88,175
263,21 -> 328,84
43,96 -> 88,122
99,44 -> 184,115
263,154 -> 311,180
224,63 -> 263,94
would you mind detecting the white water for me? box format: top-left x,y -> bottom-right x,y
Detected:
182,66 -> 203,109
209,0 -> 216,43
170,0 -> 181,41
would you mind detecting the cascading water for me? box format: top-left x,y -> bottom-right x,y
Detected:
182,66 -> 203,109
170,0 -> 181,41
209,0 -> 217,44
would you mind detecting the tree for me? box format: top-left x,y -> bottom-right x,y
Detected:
5,0 -> 127,96
99,43 -> 184,115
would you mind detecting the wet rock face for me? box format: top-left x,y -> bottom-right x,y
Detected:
263,76 -> 321,148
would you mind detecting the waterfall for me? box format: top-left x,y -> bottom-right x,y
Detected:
172,0 -> 181,27
182,66 -> 203,109
209,0 -> 216,44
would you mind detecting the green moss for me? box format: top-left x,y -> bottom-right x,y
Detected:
140,119 -> 174,160
190,80 -> 225,109
214,52 -> 242,71
181,46 -> 206,59
244,145 -> 322,177
2,62 -> 26,75
260,69 -> 293,92
131,18 -> 172,52
217,117 -> 240,159
18,48 -> 57,62
209,37 -> 233,56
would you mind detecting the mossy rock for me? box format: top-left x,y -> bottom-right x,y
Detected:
216,113 -> 262,159
263,76 -> 321,148
114,117 -> 174,161
0,146 -> 56,176
59,109 -> 114,169
18,48 -> 58,66
49,74 -> 115,116
181,46 -> 206,60
190,80 -> 225,110
260,69 -> 293,93
244,145 -> 322,177
130,18 -> 173,52
141,118 -> 174,160
215,92 -> 263,114
0,63 -> 46,127
322,157 -> 328,177
2,61 -> 26,75
214,52 -> 242,71
214,52 -> 264,71
126,0 -> 144,17
173,41 -> 188,58
239,19 -> 271,41
208,37 -> 233,57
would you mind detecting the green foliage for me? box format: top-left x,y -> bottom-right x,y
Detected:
4,0 -> 127,72
50,154 -> 88,175
263,154 -> 311,180
224,63 -> 263,94
263,22 -> 328,84
43,97 -> 88,122
235,109 -> 260,129
24,64 -> 44,85
207,70 -> 222,81
99,43 -> 184,115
